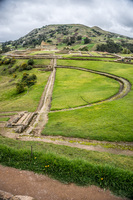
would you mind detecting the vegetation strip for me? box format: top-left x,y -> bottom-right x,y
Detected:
0,144 -> 132,198
50,66 -> 131,112
18,136 -> 133,156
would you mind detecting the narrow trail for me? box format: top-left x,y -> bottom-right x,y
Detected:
25,67 -> 56,136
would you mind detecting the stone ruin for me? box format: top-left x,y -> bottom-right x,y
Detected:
6,111 -> 37,133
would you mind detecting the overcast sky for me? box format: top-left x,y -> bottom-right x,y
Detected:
0,0 -> 133,42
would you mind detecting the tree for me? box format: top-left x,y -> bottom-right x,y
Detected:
2,43 -> 10,53
16,83 -> 25,94
77,35 -> 82,40
84,37 -> 91,44
27,59 -> 34,65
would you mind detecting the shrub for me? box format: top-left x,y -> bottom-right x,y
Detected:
3,57 -> 11,65
21,63 -> 28,70
13,74 -> 17,78
19,62 -> 33,71
27,59 -> 34,65
26,65 -> 33,70
84,37 -> 91,44
11,57 -> 16,64
77,35 -> 82,40
79,46 -> 88,51
16,82 -> 25,94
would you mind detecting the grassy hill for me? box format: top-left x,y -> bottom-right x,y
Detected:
2,24 -> 133,52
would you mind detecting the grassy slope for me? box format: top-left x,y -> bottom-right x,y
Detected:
0,136 -> 132,172
43,60 -> 133,142
0,136 -> 132,198
51,68 -> 119,110
0,66 -> 51,112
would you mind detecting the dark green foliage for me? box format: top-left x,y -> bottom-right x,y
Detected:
122,48 -> 131,54
1,57 -> 16,65
84,37 -> 91,44
16,73 -> 37,93
19,62 -> 33,71
16,82 -> 25,94
79,46 -> 88,51
77,35 -> 82,40
3,57 -> 11,65
0,144 -> 132,198
26,65 -> 33,70
21,73 -> 37,87
47,39 -> 52,43
27,59 -> 34,65
96,39 -> 122,53
1,43 -> 10,53
121,42 -> 133,53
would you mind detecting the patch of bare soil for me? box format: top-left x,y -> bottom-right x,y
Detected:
0,165 -> 129,200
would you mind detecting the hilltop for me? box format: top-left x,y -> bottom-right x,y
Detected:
1,24 -> 133,52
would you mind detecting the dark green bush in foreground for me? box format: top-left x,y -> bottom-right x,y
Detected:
0,144 -> 132,199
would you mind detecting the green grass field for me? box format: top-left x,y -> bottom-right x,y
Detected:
43,60 -> 133,142
0,66 -> 51,112
70,57 -> 116,60
51,68 -> 119,110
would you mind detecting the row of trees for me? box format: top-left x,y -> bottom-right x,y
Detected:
96,39 -> 122,53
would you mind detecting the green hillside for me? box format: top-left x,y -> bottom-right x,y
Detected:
1,24 -> 133,52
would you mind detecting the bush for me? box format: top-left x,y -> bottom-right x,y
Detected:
84,37 -> 91,44
10,57 -> 16,64
27,59 -> 34,65
21,63 -> 28,70
13,73 -> 17,78
3,57 -> 11,65
19,62 -> 33,71
79,46 -> 88,51
16,82 -> 25,94
26,65 -> 33,70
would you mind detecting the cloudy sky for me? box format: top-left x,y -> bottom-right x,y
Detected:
0,0 -> 133,42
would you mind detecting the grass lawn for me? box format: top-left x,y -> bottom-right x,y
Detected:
0,66 -> 51,112
0,117 -> 9,122
51,68 -> 119,110
70,57 -> 116,61
42,60 -> 133,142
33,59 -> 50,65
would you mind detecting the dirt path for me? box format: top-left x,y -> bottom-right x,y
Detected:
25,67 -> 56,136
0,165 -> 129,200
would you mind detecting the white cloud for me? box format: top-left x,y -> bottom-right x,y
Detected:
0,0 -> 133,41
